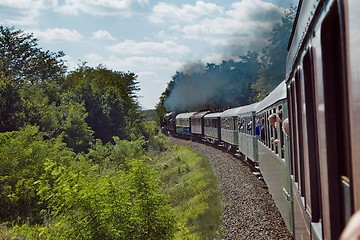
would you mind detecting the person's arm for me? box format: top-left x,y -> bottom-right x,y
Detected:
340,210 -> 360,240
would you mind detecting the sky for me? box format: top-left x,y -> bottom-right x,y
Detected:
0,0 -> 298,109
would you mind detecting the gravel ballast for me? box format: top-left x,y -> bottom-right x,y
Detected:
169,137 -> 292,240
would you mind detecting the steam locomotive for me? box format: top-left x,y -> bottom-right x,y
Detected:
162,0 -> 360,239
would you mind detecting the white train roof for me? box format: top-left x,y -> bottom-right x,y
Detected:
256,81 -> 286,113
219,107 -> 243,118
237,102 -> 259,114
204,112 -> 222,118
176,112 -> 197,119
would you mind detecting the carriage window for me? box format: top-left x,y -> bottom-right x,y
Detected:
269,109 -> 276,152
287,83 -> 296,177
247,116 -> 253,135
239,118 -> 244,132
278,106 -> 285,158
295,68 -> 306,197
266,111 -> 270,147
213,119 -> 217,128
303,48 -> 321,221
233,117 -> 237,131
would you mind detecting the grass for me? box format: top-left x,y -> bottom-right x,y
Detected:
150,141 -> 223,240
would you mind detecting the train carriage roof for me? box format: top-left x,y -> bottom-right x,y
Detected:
176,112 -> 197,119
190,111 -> 210,119
256,81 -> 286,113
219,107 -> 243,118
237,102 -> 259,115
204,112 -> 222,118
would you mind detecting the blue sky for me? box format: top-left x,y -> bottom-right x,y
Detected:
0,0 -> 298,109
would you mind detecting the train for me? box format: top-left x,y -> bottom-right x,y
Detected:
161,0 -> 360,239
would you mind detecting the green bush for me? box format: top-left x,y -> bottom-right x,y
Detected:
33,158 -> 175,240
0,125 -> 74,224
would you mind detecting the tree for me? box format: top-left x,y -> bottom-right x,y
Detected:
252,7 -> 296,101
0,71 -> 25,131
61,64 -> 141,143
0,26 -> 66,85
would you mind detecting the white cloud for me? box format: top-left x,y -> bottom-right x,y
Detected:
164,0 -> 284,50
155,30 -> 177,41
137,71 -> 158,78
149,1 -> 223,24
0,0 -> 46,26
105,55 -> 175,68
84,53 -> 105,62
51,0 -> 149,16
0,0 -> 45,9
92,30 -> 116,40
106,40 -> 191,55
227,0 -> 283,22
28,28 -> 83,42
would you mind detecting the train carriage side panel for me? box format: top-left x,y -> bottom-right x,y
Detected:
219,107 -> 242,148
238,102 -> 259,163
204,112 -> 222,143
176,112 -> 196,135
190,111 -> 210,137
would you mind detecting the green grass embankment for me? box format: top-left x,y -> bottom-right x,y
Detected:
151,140 -> 222,239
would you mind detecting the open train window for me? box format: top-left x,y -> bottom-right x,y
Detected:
267,109 -> 275,152
257,113 -> 266,143
295,68 -> 305,197
287,83 -> 295,176
302,48 -> 321,222
320,0 -> 352,234
278,106 -> 285,159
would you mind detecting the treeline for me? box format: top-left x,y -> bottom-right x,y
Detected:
156,8 -> 295,117
0,26 -> 175,239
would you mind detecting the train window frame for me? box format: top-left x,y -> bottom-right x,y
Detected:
289,79 -> 299,183
257,113 -> 266,143
302,47 -> 321,222
295,66 -> 306,197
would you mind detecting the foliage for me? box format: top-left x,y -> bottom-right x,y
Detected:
0,26 -> 66,85
142,109 -> 157,122
0,126 -> 74,224
0,71 -> 25,131
31,158 -> 175,240
152,143 -> 222,239
0,126 -> 176,239
39,93 -> 94,153
61,64 -> 142,143
251,7 -> 296,101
